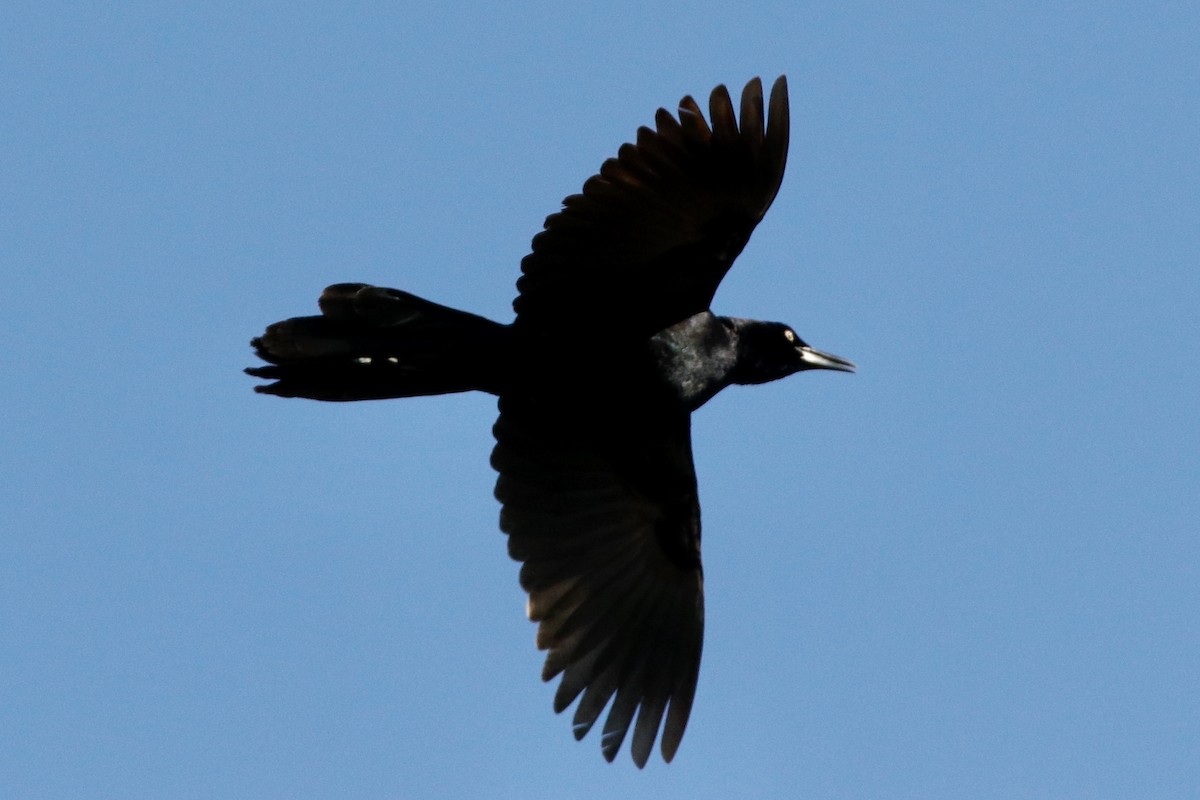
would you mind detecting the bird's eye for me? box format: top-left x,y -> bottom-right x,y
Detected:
783,329 -> 796,343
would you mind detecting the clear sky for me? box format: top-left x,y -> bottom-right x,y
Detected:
3,2 -> 1198,798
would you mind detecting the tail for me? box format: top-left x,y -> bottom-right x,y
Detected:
246,283 -> 509,401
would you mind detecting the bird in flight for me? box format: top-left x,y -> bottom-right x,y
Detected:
246,75 -> 854,767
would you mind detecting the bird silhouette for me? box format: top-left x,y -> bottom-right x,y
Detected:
246,75 -> 854,766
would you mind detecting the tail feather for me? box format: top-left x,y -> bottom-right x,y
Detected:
247,283 -> 509,401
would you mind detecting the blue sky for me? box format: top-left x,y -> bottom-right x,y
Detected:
3,2 -> 1198,798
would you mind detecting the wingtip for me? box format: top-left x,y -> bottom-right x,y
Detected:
768,75 -> 790,134
707,83 -> 737,140
660,729 -> 682,763
571,719 -> 593,742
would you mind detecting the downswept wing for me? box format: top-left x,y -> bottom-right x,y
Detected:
491,398 -> 704,766
513,76 -> 790,339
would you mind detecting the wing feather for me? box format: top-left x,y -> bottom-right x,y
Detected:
512,76 -> 790,339
492,399 -> 705,765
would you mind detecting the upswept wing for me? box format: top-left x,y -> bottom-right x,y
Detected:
513,76 -> 790,339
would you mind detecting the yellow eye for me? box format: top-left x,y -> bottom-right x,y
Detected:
783,329 -> 796,343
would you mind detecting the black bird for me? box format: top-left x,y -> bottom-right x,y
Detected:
246,76 -> 854,766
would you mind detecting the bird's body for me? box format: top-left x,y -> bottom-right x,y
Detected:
247,76 -> 853,766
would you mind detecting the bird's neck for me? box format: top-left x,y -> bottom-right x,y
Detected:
648,312 -> 739,412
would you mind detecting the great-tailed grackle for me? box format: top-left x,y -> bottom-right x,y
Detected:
246,76 -> 854,767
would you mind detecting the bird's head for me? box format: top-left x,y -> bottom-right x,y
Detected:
727,318 -> 856,385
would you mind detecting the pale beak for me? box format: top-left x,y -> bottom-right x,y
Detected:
798,345 -> 856,373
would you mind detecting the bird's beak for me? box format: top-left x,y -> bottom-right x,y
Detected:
798,345 -> 856,373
